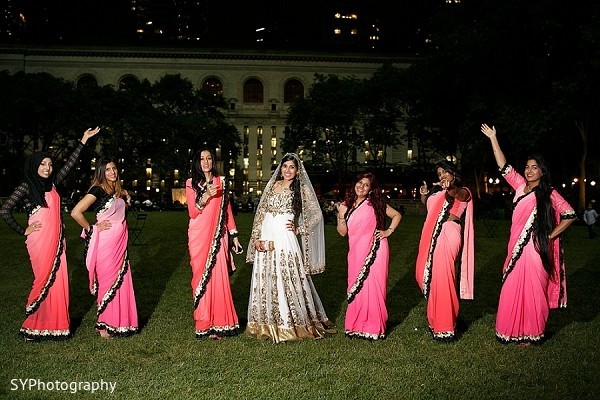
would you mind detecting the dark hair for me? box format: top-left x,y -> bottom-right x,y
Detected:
89,157 -> 124,197
191,147 -> 218,197
430,160 -> 463,195
277,154 -> 302,217
527,154 -> 556,276
23,151 -> 54,208
344,172 -> 386,229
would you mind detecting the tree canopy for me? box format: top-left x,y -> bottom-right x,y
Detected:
0,72 -> 241,200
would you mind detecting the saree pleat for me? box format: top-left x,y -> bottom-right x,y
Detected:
345,201 -> 388,340
83,196 -> 138,336
415,190 -> 474,340
21,189 -> 70,340
495,166 -> 575,343
186,177 -> 239,338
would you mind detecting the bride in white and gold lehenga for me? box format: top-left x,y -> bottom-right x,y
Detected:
246,153 -> 335,343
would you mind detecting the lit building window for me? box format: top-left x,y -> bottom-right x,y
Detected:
334,29 -> 341,35
202,77 -> 223,97
257,127 -> 263,173
270,126 -> 277,165
407,149 -> 413,161
350,29 -> 358,35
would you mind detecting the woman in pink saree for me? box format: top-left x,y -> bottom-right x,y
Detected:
415,161 -> 475,341
0,127 -> 100,341
186,148 -> 243,339
71,157 -> 138,339
482,124 -> 576,344
336,173 -> 402,340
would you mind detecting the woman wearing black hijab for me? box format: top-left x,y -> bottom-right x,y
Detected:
0,126 -> 100,341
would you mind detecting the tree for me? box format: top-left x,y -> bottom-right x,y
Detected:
0,72 -> 242,200
357,64 -> 406,168
401,0 -> 600,202
284,73 -> 363,192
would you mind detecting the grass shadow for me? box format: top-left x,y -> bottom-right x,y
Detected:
386,245 -> 424,333
68,252 -> 96,335
127,211 -> 188,331
545,256 -> 600,340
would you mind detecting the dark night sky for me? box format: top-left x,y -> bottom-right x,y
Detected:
13,0 -> 440,54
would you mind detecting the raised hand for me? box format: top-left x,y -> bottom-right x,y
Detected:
481,123 -> 496,139
81,126 -> 101,144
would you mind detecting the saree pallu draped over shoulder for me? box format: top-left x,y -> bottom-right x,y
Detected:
345,200 -> 389,340
415,189 -> 474,341
21,188 -> 70,340
495,166 -> 575,344
186,177 -> 239,338
82,195 -> 138,337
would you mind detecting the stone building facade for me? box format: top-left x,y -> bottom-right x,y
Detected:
0,46 -> 415,197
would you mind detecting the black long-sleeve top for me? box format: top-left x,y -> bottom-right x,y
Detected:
0,141 -> 85,235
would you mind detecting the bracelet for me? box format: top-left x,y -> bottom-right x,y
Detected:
387,227 -> 394,233
420,189 -> 429,195
195,195 -> 206,210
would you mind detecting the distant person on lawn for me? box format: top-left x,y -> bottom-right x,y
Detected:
583,203 -> 598,239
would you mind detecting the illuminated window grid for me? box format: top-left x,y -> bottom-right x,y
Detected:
270,126 -> 277,164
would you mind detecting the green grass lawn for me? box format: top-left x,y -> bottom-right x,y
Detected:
0,210 -> 598,399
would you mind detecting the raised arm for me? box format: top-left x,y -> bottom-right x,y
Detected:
55,127 -> 101,184
481,123 -> 507,169
419,181 -> 429,205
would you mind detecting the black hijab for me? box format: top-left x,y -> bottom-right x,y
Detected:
23,151 -> 54,208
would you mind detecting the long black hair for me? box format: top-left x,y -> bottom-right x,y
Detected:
191,147 -> 218,197
528,154 -> 556,276
23,151 -> 54,208
430,160 -> 463,195
276,154 -> 302,217
344,172 -> 386,229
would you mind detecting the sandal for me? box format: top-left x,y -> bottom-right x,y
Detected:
99,330 -> 113,340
